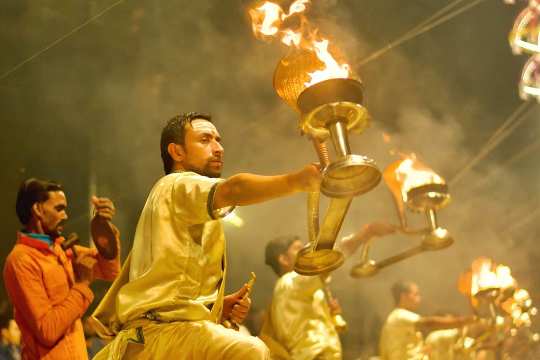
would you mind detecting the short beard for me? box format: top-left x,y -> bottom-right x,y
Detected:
199,167 -> 221,178
44,228 -> 62,239
184,163 -> 221,178
44,222 -> 64,239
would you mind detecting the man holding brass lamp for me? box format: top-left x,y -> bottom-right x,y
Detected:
3,178 -> 121,360
261,222 -> 396,360
91,112 -> 322,360
380,281 -> 473,360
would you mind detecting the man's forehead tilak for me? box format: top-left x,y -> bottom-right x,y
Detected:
191,119 -> 220,136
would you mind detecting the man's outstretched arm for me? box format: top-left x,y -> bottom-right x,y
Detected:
213,164 -> 321,209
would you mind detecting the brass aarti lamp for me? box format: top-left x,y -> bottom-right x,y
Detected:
273,49 -> 381,275
351,157 -> 453,278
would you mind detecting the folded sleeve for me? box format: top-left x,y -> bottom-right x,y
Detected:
172,174 -> 226,225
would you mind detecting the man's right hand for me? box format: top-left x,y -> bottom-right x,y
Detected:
73,253 -> 97,285
289,163 -> 322,192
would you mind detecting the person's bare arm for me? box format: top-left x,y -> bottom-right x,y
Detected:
416,315 -> 473,333
337,222 -> 397,257
213,164 -> 320,209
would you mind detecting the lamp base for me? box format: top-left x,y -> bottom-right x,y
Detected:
350,260 -> 379,278
294,247 -> 344,276
422,227 -> 454,250
322,155 -> 381,198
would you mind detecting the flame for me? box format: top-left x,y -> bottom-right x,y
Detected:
304,39 -> 350,86
463,257 -> 536,329
249,0 -> 352,87
249,0 -> 308,40
502,288 -> 535,327
282,29 -> 302,47
288,0 -> 310,15
394,155 -> 444,202
249,2 -> 283,37
470,257 -> 516,296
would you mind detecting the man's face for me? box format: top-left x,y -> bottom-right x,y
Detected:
403,283 -> 422,311
181,119 -> 224,178
35,191 -> 68,238
280,240 -> 304,274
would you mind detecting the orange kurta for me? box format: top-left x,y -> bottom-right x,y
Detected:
3,232 -> 120,360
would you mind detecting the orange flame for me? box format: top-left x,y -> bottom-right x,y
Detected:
470,257 -> 516,296
249,0 -> 351,87
305,39 -> 350,86
249,2 -> 283,37
394,155 -> 444,201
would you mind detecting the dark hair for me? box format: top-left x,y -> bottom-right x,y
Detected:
160,112 -> 212,174
391,280 -> 414,305
16,178 -> 63,225
265,235 -> 300,275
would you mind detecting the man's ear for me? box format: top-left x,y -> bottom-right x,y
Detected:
167,143 -> 185,163
277,253 -> 289,269
32,203 -> 43,220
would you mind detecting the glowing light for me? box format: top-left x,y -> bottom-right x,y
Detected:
305,39 -> 350,86
470,258 -> 516,296
394,156 -> 445,203
249,0 -> 352,88
222,211 -> 244,228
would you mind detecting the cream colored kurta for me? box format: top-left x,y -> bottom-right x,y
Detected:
264,271 -> 342,360
380,308 -> 427,360
118,171 -> 226,324
91,172 -> 268,360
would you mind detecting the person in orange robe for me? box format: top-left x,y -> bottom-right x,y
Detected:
3,178 -> 121,360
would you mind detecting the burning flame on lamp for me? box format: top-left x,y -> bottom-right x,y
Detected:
395,156 -> 446,205
470,257 -> 516,296
249,0 -> 351,88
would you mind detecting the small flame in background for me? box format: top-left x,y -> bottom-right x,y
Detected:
249,0 -> 350,87
468,257 -> 538,328
470,257 -> 516,296
394,155 -> 444,201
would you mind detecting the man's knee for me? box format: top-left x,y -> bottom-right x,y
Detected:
245,336 -> 270,359
221,331 -> 269,359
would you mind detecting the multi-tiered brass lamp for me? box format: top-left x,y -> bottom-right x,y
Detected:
273,49 -> 381,275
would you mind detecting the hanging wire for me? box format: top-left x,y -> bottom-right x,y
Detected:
0,0 -> 127,82
358,0 -> 489,67
466,135 -> 540,193
449,101 -> 536,186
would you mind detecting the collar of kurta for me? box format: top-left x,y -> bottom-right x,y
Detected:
17,232 -> 67,254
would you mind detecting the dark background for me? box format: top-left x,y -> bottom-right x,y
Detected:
1,1 -> 538,358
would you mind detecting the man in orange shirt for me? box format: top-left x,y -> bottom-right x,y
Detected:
3,178 -> 121,360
